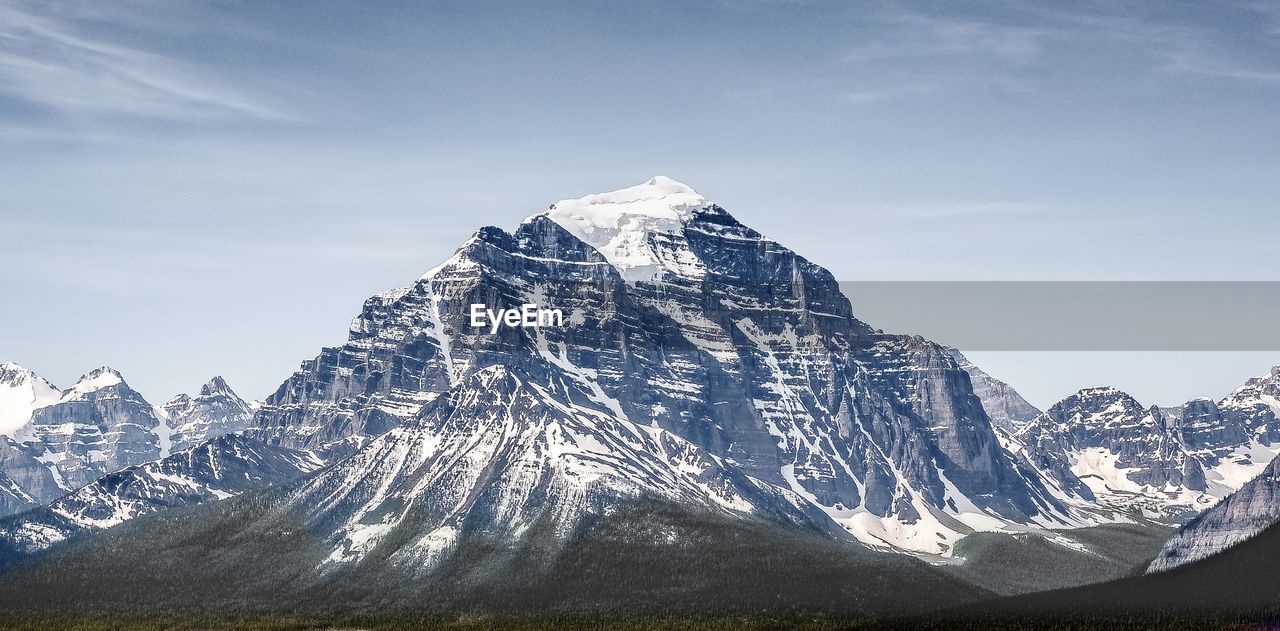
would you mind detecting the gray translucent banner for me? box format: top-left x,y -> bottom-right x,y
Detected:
840,281 -> 1279,351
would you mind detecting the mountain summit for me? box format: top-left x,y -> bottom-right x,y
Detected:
541,176 -> 712,281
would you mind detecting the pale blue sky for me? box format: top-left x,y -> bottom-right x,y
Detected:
2,0 -> 1279,407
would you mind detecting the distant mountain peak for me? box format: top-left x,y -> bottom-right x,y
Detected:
161,376 -> 252,454
64,367 -> 125,398
0,363 -> 54,389
199,376 -> 232,396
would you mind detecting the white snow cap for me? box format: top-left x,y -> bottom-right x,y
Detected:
0,362 -> 60,436
541,176 -> 711,281
64,367 -> 125,398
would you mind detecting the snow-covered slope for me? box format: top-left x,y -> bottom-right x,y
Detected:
543,175 -> 710,282
0,363 -> 59,437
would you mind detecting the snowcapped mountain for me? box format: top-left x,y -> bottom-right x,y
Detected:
158,376 -> 254,453
246,176 -> 1085,559
949,350 -> 1041,434
1015,368 -> 1280,521
20,367 -> 167,492
0,433 -> 323,559
0,363 -> 59,437
1147,453 -> 1280,573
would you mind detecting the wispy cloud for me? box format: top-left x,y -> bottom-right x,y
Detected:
837,84 -> 933,105
833,10 -> 1052,104
1043,7 -> 1280,88
1162,48 -> 1280,85
898,201 -> 1047,219
0,0 -> 296,122
844,13 -> 1048,66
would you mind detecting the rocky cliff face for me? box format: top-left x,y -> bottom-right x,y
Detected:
22,368 -> 166,492
0,437 -> 60,515
159,377 -> 254,453
296,365 -> 818,569
949,350 -> 1041,434
0,470 -> 36,517
1146,455 -> 1280,573
248,177 -> 1084,558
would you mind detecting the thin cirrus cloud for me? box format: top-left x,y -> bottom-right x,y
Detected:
897,201 -> 1048,219
833,3 -> 1280,108
1162,49 -> 1280,85
0,0 -> 295,122
837,84 -> 934,105
842,13 -> 1047,66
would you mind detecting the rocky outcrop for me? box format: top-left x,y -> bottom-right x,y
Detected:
949,350 -> 1041,434
0,436 -> 60,514
1148,455 -> 1280,573
159,376 -> 254,452
22,368 -> 165,492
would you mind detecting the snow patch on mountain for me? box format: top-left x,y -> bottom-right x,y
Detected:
541,176 -> 710,281
59,367 -> 124,401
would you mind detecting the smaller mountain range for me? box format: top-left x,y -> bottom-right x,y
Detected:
1010,366 -> 1280,522
0,364 -> 259,518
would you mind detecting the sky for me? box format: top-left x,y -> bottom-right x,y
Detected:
1,0 -> 1279,408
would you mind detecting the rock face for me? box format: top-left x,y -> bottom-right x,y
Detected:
21,368 -> 166,492
0,363 -> 59,437
300,365 -> 816,568
0,470 -> 37,517
159,377 -> 254,453
249,177 -> 1083,558
1016,368 -> 1280,521
949,350 -> 1041,434
0,437 -> 60,515
1147,455 -> 1280,573
0,433 -> 323,559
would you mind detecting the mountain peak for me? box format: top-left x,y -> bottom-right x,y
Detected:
199,376 -> 232,397
1072,386 -> 1129,399
0,362 -> 47,387
539,176 -> 712,281
65,367 -> 125,397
